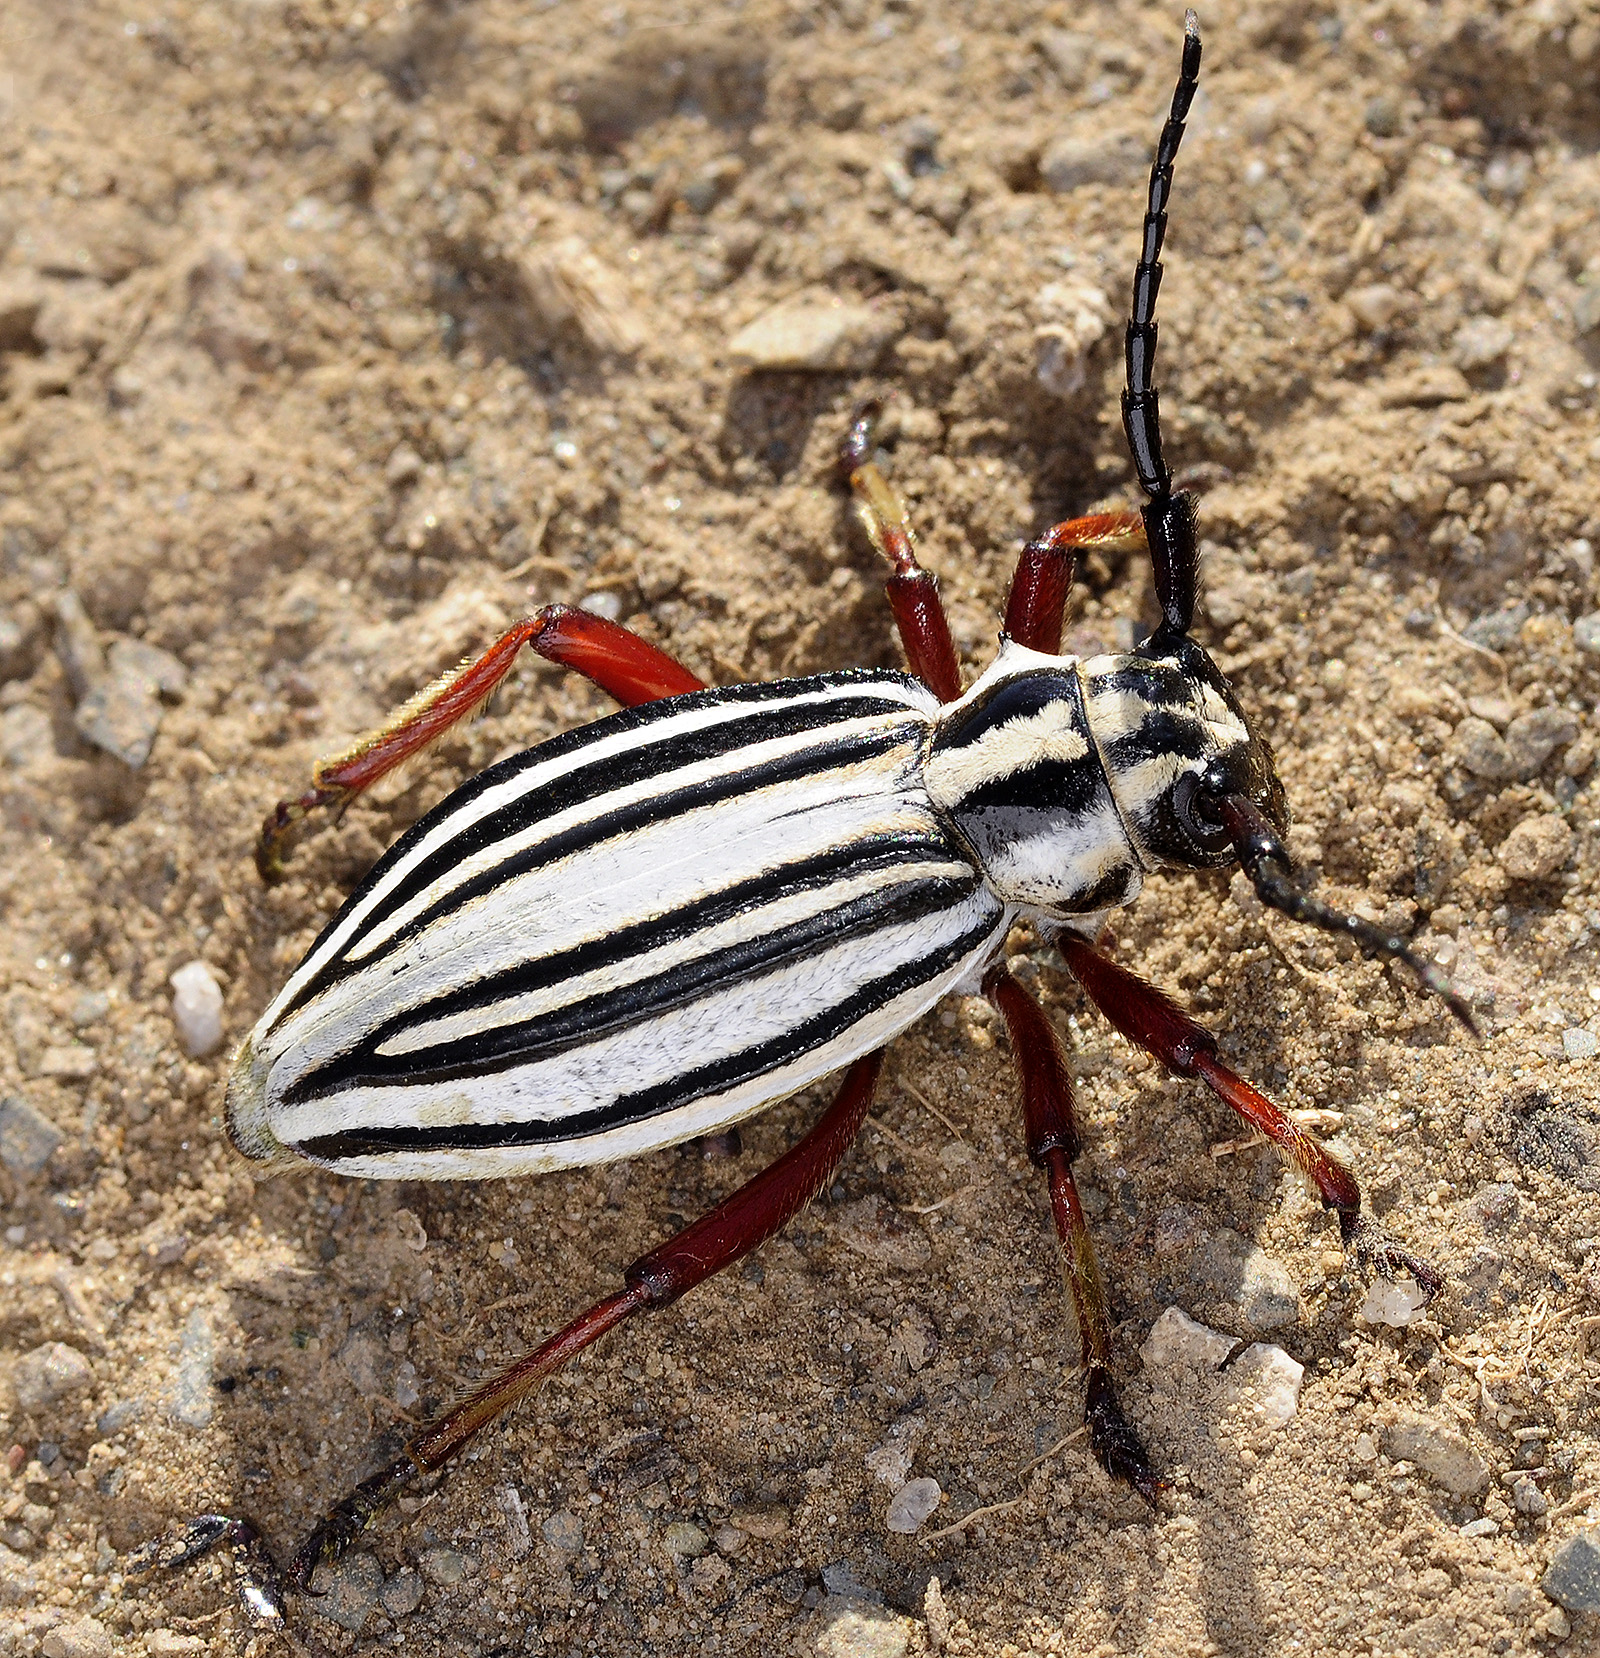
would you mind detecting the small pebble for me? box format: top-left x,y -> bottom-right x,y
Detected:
40,1617 -> 113,1658
578,590 -> 624,622
1503,706 -> 1578,778
0,1094 -> 63,1174
1363,94 -> 1402,136
1358,1277 -> 1429,1327
1573,612 -> 1600,655
96,1398 -> 146,1435
417,1546 -> 469,1584
311,1552 -> 382,1632
1543,1527 -> 1600,1612
662,1520 -> 710,1558
1039,132 -> 1145,192
38,1044 -> 96,1079
1462,603 -> 1529,651
1512,1474 -> 1549,1516
379,1566 -> 425,1617
726,296 -> 900,372
1384,1410 -> 1488,1497
170,961 -> 225,1058
74,637 -> 187,769
816,1601 -> 915,1658
1460,1516 -> 1499,1538
1346,283 -> 1403,331
1224,1344 -> 1303,1429
885,1477 -> 942,1535
171,1309 -> 216,1429
1497,813 -> 1574,881
385,443 -> 423,487
1206,1230 -> 1299,1331
1453,315 -> 1513,370
13,1341 -> 94,1411
1141,1306 -> 1234,1369
1564,1028 -> 1599,1061
541,1509 -> 584,1555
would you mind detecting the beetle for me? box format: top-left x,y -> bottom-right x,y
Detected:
137,14 -> 1472,1625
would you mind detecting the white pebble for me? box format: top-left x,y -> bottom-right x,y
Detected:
885,1476 -> 942,1535
1225,1343 -> 1304,1428
170,961 -> 224,1058
1141,1305 -> 1235,1370
1358,1276 -> 1429,1327
1563,1027 -> 1598,1061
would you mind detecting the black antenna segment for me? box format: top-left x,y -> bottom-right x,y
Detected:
1122,11 -> 1203,641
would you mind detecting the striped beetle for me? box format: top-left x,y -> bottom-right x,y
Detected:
142,14 -> 1471,1624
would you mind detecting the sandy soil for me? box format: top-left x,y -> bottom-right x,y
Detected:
3,1 -> 1600,1654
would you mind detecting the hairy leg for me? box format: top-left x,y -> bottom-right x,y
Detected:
257,604 -> 705,880
1058,936 -> 1441,1292
985,965 -> 1160,1501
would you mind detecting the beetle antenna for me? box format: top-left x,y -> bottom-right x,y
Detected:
1124,11 -> 1203,643
1212,792 -> 1479,1036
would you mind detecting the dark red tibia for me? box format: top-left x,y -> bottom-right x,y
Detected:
985,965 -> 1161,1503
1003,511 -> 1148,657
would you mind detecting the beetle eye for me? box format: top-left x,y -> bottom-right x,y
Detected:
1172,771 -> 1229,850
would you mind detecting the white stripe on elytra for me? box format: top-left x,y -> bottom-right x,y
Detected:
262,677 -> 938,1029
270,889 -> 1007,1154
253,749 -> 954,1103
923,696 -> 1091,808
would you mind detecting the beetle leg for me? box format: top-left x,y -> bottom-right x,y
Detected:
1003,511 -> 1148,657
985,966 -> 1162,1503
257,604 -> 706,881
283,1051 -> 884,1592
839,403 -> 963,703
1058,936 -> 1443,1296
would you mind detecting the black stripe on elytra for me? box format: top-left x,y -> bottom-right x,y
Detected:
281,867 -> 981,1106
312,828 -> 963,1051
276,686 -> 926,1024
1084,660 -> 1194,707
294,901 -> 1004,1160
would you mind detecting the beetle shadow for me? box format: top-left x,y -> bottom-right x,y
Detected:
718,372 -> 852,481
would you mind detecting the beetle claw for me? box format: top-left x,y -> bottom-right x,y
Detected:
1343,1213 -> 1445,1299
1086,1368 -> 1166,1507
126,1514 -> 286,1629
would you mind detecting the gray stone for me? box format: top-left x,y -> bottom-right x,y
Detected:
0,1095 -> 63,1174
1453,315 -> 1513,370
0,1538 -> 39,1605
74,637 -> 188,768
1452,716 -> 1514,781
311,1552 -> 383,1633
170,1309 -> 215,1429
541,1508 -> 583,1555
1040,132 -> 1146,193
1512,1474 -> 1548,1516
1564,1028 -> 1599,1062
1503,706 -> 1579,779
1384,1409 -> 1488,1497
1574,612 -> 1600,656
379,1566 -> 424,1617
1462,603 -> 1529,651
13,1341 -> 94,1411
418,1546 -> 469,1584
95,1398 -> 146,1435
1576,287 -> 1600,341
1543,1527 -> 1600,1612
726,296 -> 900,372
662,1520 -> 710,1558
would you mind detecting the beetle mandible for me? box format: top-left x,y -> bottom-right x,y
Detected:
138,13 -> 1472,1624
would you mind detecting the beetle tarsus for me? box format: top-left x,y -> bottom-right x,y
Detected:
126,1513 -> 286,1629
1343,1212 -> 1445,1300
1085,1369 -> 1164,1506
287,1454 -> 423,1592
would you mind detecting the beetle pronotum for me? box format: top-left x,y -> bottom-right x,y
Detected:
138,14 -> 1472,1625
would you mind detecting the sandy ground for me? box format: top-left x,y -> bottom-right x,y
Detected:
3,1 -> 1600,1654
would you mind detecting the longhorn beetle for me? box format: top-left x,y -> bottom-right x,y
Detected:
136,13 -> 1472,1625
